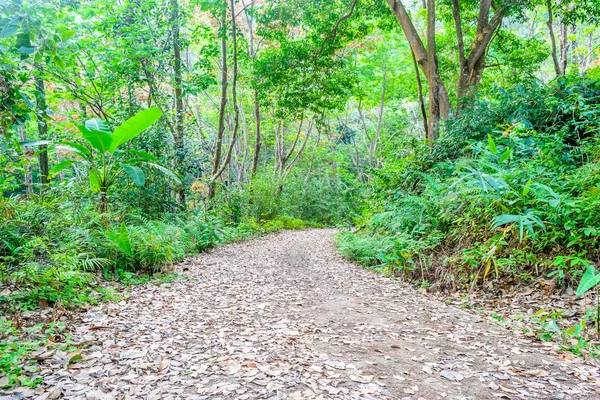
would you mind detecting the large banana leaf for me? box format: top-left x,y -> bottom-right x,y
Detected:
121,164 -> 145,186
85,118 -> 111,133
144,162 -> 181,184
89,168 -> 102,192
79,125 -> 113,154
109,108 -> 162,153
49,160 -> 77,178
58,141 -> 91,157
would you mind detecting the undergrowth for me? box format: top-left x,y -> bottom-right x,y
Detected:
0,180 -> 323,389
337,73 -> 600,356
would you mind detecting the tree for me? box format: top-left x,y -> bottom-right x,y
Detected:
384,0 -> 516,140
209,0 -> 240,198
171,0 -> 186,204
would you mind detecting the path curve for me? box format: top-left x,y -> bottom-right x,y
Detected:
35,230 -> 600,399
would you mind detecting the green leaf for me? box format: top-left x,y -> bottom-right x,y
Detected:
488,134 -> 498,155
61,29 -> 76,42
118,222 -> 133,256
79,125 -> 113,153
53,55 -> 64,69
0,24 -> 18,38
58,141 -> 91,157
17,46 -> 35,54
109,107 -> 162,153
67,353 -> 83,366
49,160 -> 77,178
121,164 -> 145,186
89,168 -> 101,192
20,140 -> 51,147
522,179 -> 532,197
85,119 -> 111,133
491,212 -> 545,242
124,149 -> 158,162
144,162 -> 181,184
576,266 -> 600,297
498,148 -> 511,163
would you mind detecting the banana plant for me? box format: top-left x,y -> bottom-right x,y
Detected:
49,107 -> 180,212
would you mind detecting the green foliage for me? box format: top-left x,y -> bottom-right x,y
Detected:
340,74 -> 600,290
0,318 -> 74,389
52,108 -> 178,212
577,266 -> 600,298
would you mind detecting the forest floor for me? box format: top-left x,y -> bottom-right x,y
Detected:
6,229 -> 600,400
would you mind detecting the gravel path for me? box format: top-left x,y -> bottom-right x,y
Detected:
28,230 -> 600,399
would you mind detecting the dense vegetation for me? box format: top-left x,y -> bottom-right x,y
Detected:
1,0 -> 599,388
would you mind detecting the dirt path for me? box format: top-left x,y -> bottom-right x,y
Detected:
27,230 -> 600,399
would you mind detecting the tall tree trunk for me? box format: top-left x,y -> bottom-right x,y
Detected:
171,0 -> 186,204
209,7 -> 229,198
453,0 -> 509,107
369,46 -> 387,167
411,48 -> 428,137
546,0 -> 564,76
242,0 -> 262,177
34,66 -> 49,188
210,0 -> 240,196
426,0 -> 440,144
386,0 -> 451,130
559,21 -> 568,73
586,31 -> 594,71
251,89 -> 261,176
528,7 -> 538,38
451,0 -> 467,101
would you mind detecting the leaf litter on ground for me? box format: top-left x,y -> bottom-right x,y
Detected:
1,230 -> 599,399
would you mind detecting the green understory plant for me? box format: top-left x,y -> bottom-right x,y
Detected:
50,108 -> 180,212
576,265 -> 600,336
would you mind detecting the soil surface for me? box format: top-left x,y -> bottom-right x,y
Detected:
18,230 -> 600,399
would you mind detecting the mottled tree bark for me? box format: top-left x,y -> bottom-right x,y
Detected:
547,0 -> 564,76
34,66 -> 49,188
171,0 -> 186,204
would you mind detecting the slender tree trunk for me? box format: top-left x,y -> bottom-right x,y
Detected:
455,0 -> 508,106
303,126 -> 321,187
171,0 -> 186,204
251,89 -> 261,176
586,31 -> 594,70
426,0 -> 440,144
242,0 -> 262,177
451,0 -> 467,102
210,0 -> 240,192
528,7 -> 538,38
559,21 -> 568,73
411,48 -> 428,137
385,0 -> 450,130
384,0 -> 428,77
547,0 -> 563,76
281,120 -> 312,192
357,98 -> 374,161
34,66 -> 49,188
372,60 -> 386,166
209,8 -> 229,198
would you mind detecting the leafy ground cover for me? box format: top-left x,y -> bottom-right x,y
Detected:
5,230 -> 599,399
0,199 -> 315,389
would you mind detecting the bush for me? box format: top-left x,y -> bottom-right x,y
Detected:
339,74 -> 600,290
